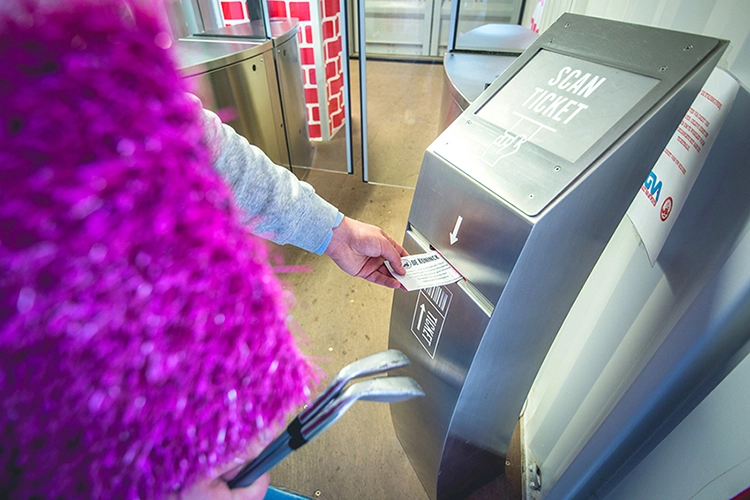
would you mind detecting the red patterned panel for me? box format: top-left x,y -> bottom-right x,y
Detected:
332,109 -> 343,130
328,96 -> 339,113
289,2 -> 311,21
309,123 -> 322,138
304,88 -> 319,104
299,47 -> 315,66
268,1 -> 288,18
221,1 -> 245,20
322,0 -> 339,17
325,37 -> 341,60
329,74 -> 343,96
322,19 -> 334,39
280,0 -> 343,140
325,60 -> 336,79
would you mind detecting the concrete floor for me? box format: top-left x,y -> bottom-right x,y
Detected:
267,169 -> 425,499
264,60 -> 514,500
267,59 -> 436,500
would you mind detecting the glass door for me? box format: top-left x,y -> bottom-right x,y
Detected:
351,0 -> 525,186
453,0 -> 524,50
360,0 -> 442,57
352,0 -> 524,58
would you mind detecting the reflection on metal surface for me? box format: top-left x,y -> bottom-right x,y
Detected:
192,0 -> 224,33
180,0 -> 270,38
175,38 -> 272,74
440,24 -> 537,132
455,23 -> 537,53
176,39 -> 291,168
389,14 -> 727,500
274,32 -> 314,168
174,21 -> 313,170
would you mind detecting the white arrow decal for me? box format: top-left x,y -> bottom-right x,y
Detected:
417,303 -> 426,330
449,215 -> 463,245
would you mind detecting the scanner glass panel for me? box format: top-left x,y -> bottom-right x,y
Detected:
476,50 -> 659,164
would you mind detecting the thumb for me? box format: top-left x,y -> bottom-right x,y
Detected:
379,236 -> 407,275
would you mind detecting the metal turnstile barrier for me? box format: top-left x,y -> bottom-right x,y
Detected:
388,14 -> 727,499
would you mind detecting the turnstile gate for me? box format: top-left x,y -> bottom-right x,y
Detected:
388,14 -> 727,499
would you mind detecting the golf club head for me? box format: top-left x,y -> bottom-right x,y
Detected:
229,376 -> 424,489
348,375 -> 425,404
299,349 -> 410,423
338,349 -> 411,383
301,376 -> 424,444
251,350 -> 412,474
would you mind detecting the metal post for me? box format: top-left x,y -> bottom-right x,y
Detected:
447,0 -> 461,52
357,0 -> 369,182
258,0 -> 273,41
339,0 -> 355,174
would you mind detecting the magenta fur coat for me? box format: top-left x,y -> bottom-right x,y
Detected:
0,1 -> 315,497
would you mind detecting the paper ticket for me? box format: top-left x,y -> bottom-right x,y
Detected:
385,251 -> 463,291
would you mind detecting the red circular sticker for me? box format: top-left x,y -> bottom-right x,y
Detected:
660,196 -> 673,222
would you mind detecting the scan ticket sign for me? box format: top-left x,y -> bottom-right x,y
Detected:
476,50 -> 659,164
627,69 -> 739,265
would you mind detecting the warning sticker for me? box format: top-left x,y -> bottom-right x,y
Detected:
410,286 -> 453,358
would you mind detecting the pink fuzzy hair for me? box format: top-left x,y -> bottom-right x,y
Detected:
0,1 -> 314,497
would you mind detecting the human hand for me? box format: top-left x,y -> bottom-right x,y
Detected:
324,217 -> 408,289
179,471 -> 268,500
177,437 -> 271,500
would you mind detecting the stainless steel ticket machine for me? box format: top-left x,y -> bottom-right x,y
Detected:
388,14 -> 727,499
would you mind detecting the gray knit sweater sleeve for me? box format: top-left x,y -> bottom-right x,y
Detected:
200,106 -> 340,253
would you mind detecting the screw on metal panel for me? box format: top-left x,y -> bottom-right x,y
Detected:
548,38 -> 554,44
466,120 -> 472,125
564,23 -> 570,28
684,44 -> 693,51
554,165 -> 561,172
660,66 -> 668,72
528,193 -> 534,199
505,460 -> 511,467
314,491 -> 322,497
529,464 -> 542,491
